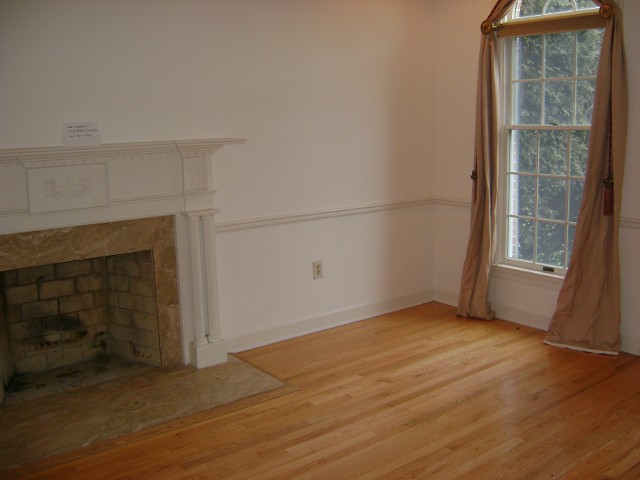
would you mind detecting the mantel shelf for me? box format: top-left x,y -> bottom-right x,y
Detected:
0,138 -> 245,164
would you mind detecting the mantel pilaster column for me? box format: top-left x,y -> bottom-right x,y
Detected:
202,211 -> 221,343
186,212 -> 209,347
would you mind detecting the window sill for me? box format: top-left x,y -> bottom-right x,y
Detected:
492,263 -> 564,290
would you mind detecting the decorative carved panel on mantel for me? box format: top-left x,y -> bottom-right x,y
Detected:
0,138 -> 244,234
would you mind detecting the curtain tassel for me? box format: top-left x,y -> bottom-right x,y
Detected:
603,174 -> 614,216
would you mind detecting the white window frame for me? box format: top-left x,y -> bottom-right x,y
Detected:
495,1 -> 603,277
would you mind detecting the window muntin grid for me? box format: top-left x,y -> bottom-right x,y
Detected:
514,0 -> 598,19
504,25 -> 603,273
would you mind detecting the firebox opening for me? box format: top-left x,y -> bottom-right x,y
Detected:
0,250 -> 160,404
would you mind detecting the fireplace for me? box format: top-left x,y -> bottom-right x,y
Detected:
0,216 -> 181,371
0,138 -> 244,404
0,217 -> 180,395
2,251 -> 161,375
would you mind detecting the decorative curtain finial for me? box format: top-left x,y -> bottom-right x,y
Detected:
599,3 -> 613,19
480,20 -> 495,35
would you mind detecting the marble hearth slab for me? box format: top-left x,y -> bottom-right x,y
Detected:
0,356 -> 294,472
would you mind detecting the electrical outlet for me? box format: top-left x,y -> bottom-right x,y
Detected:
312,260 -> 323,280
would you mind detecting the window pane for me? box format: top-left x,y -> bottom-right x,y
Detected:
537,221 -> 566,267
516,0 -> 545,18
515,36 -> 542,80
545,80 -> 574,125
545,32 -> 575,78
505,9 -> 598,274
508,217 -> 534,261
509,174 -> 536,217
569,179 -> 584,222
577,29 -> 604,76
576,0 -> 600,11
576,79 -> 596,125
544,0 -> 575,15
511,130 -> 537,173
515,82 -> 542,124
538,177 -> 567,220
539,131 -> 568,175
570,131 -> 589,176
567,224 -> 576,265
515,1 -> 597,19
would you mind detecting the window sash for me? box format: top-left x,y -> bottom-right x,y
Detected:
503,124 -> 587,274
497,22 -> 601,275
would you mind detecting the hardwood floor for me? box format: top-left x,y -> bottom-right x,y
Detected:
4,302 -> 640,479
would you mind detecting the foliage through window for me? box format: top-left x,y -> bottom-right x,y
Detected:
503,0 -> 603,273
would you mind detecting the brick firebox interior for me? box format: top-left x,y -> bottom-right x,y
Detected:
1,251 -> 161,376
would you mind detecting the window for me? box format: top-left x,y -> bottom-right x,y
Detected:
500,0 -> 604,275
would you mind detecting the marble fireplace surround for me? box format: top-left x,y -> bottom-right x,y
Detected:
0,216 -> 181,367
0,138 -> 244,371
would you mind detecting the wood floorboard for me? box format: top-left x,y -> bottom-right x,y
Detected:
3,302 -> 640,479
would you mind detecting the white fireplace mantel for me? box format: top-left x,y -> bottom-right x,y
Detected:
0,138 -> 244,234
0,138 -> 245,368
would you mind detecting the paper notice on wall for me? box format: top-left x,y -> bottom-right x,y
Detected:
63,122 -> 101,146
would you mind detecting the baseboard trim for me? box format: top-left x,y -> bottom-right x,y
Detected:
192,287 -> 640,368
494,303 -> 640,356
433,288 -> 551,331
222,290 -> 433,355
491,303 -> 550,331
432,289 -> 459,308
621,333 -> 640,356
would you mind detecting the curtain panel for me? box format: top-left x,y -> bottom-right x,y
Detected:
458,0 -> 627,355
545,0 -> 627,354
457,0 -> 517,320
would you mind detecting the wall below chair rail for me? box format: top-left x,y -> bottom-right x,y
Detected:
215,202 -> 434,352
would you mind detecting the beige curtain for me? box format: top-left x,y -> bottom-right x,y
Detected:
457,0 -> 517,319
545,1 -> 627,354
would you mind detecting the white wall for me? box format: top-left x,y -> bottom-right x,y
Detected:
0,0 -> 434,352
2,0 -> 637,355
0,0 -> 433,216
617,0 -> 640,354
431,0 -> 487,306
431,0 -> 640,354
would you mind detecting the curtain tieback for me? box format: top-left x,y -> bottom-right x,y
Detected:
603,174 -> 614,216
471,169 -> 478,205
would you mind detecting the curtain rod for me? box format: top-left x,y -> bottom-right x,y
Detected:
488,3 -> 613,37
495,10 -> 607,38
